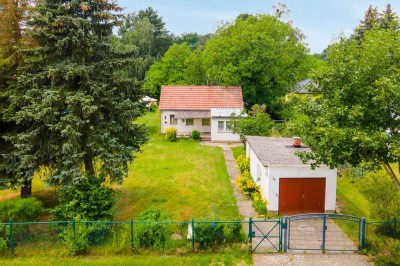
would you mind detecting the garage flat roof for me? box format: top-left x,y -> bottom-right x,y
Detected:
246,136 -> 311,167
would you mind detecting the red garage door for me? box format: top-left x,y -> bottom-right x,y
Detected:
279,178 -> 326,215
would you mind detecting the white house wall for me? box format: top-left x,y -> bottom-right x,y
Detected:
160,111 -> 211,134
211,118 -> 240,142
267,166 -> 337,212
246,144 -> 269,202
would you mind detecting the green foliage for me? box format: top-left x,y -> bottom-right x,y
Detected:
165,127 -> 177,142
5,0 -> 148,196
235,171 -> 261,199
194,222 -> 224,249
191,129 -> 201,140
230,104 -> 274,143
0,224 -> 7,253
0,197 -> 43,222
224,222 -> 245,243
61,222 -> 92,255
174,32 -> 213,50
235,155 -> 250,174
297,27 -> 400,189
375,241 -> 400,266
135,209 -> 170,249
360,172 -> 400,235
144,43 -> 196,97
203,14 -> 314,115
51,176 -> 116,221
252,195 -> 268,216
116,7 -> 174,81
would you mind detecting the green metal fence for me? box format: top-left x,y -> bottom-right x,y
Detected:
0,219 -> 249,257
0,216 -> 397,257
365,217 -> 398,246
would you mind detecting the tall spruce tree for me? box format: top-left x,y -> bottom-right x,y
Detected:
0,0 -> 34,197
6,0 -> 147,198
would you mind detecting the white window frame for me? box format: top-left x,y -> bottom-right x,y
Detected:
170,114 -> 177,125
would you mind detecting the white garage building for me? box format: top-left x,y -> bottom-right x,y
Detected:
246,136 -> 337,215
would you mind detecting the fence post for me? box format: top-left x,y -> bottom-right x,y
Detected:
130,218 -> 134,249
191,218 -> 195,252
279,217 -> 282,252
72,218 -> 76,236
9,218 -> 14,256
322,214 -> 326,250
360,217 -> 366,250
283,216 -> 288,252
248,217 -> 253,252
394,217 -> 397,240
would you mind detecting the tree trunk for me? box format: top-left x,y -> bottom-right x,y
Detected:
84,151 -> 95,176
382,162 -> 400,190
20,178 -> 32,198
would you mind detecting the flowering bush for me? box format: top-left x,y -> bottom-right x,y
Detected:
235,155 -> 250,174
235,171 -> 261,198
165,127 -> 177,142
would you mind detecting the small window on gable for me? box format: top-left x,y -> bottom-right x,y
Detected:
186,118 -> 194,126
170,115 -> 177,125
202,118 -> 210,126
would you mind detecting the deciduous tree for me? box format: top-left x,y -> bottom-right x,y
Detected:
297,29 -> 400,189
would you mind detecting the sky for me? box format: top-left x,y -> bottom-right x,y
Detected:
117,1 -> 400,54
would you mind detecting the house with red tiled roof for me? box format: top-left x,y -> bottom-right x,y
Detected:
159,86 -> 244,142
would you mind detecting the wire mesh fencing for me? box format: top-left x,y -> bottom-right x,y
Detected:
0,219 -> 248,257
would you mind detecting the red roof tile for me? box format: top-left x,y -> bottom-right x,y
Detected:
159,86 -> 243,110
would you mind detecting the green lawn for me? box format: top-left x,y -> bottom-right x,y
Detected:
113,111 -> 240,221
336,177 -> 371,219
0,111 -> 240,222
232,146 -> 245,160
0,251 -> 252,266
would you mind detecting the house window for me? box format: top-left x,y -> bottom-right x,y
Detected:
202,118 -> 210,126
170,115 -> 177,125
218,121 -> 224,131
186,118 -> 194,126
226,121 -> 232,132
218,121 -> 232,132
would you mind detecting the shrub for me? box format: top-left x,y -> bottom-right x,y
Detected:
165,127 -> 177,142
224,221 -> 245,243
194,222 -> 224,249
0,197 -> 44,222
51,176 -> 116,221
60,220 -> 93,255
252,194 -> 268,216
135,209 -> 170,249
235,155 -> 250,174
191,129 -> 201,140
235,171 -> 261,198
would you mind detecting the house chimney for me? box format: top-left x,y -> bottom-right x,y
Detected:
292,137 -> 302,147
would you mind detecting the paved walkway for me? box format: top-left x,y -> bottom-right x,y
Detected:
201,141 -> 371,266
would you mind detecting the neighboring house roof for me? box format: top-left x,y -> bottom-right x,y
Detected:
246,136 -> 312,167
211,108 -> 243,118
294,79 -> 318,94
159,86 -> 243,110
